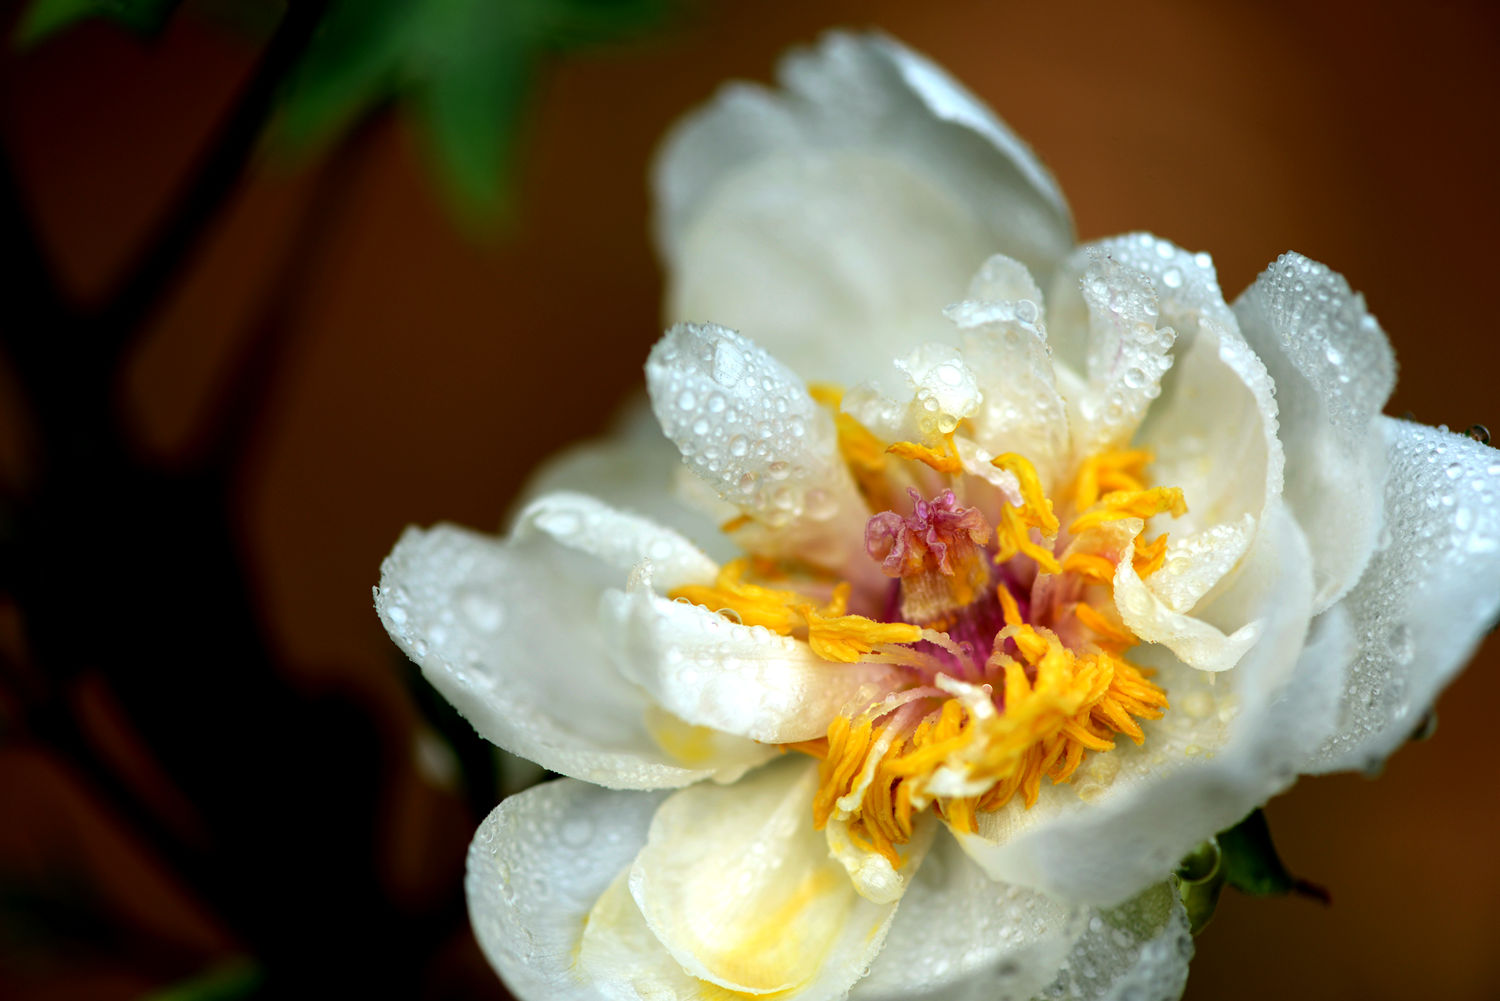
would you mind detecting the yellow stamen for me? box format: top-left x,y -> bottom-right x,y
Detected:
1132,533 -> 1170,577
672,564 -> 922,664
991,453 -> 1061,537
719,513 -> 753,534
1068,449 -> 1154,513
792,615 -> 1168,853
989,453 -> 1062,574
1073,601 -> 1137,651
809,383 -> 893,506
670,559 -> 802,634
1062,552 -> 1117,584
801,604 -> 923,663
886,431 -> 963,475
1068,486 -> 1187,534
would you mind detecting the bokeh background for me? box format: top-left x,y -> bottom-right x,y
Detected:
3,1 -> 1498,998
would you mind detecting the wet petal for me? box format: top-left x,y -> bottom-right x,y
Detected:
603,584 -> 900,744
519,399 -> 739,564
1053,249 -> 1179,459
378,521 -> 745,789
466,779 -> 669,1001
1235,252 -> 1394,611
630,756 -> 903,996
647,322 -> 871,582
959,503 -> 1319,905
945,281 -> 1071,485
656,31 -> 1072,385
1310,419 -> 1500,771
852,834 -> 1085,1001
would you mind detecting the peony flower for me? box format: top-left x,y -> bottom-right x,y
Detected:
375,32 -> 1500,1001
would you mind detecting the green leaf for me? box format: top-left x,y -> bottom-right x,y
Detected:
1218,808 -> 1297,896
274,0 -> 677,223
13,0 -> 181,47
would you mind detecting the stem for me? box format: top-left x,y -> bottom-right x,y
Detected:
96,0 -> 330,363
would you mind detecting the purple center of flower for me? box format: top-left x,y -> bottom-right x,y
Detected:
864,489 -> 1030,679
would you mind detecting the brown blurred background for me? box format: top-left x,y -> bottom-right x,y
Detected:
2,0 -> 1498,998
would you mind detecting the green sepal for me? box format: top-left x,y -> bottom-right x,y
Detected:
1218,808 -> 1297,896
13,0 -> 181,47
1174,838 -> 1225,935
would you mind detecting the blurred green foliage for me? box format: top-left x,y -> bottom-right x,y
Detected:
278,0 -> 674,219
13,0 -> 181,46
16,0 -> 678,221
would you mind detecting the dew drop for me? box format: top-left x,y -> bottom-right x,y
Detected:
712,341 -> 746,387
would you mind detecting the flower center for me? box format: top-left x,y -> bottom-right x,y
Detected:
669,404 -> 1182,870
866,487 -> 993,628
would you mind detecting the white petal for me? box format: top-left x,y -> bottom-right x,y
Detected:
1310,419 -> 1500,772
1112,516 -> 1260,674
466,779 -> 670,1001
1234,252 -> 1395,611
515,491 -> 718,593
893,343 -> 983,438
1113,249 -> 1284,626
377,524 -> 737,789
603,585 -> 900,743
946,290 -> 1072,485
1146,515 -> 1256,614
579,870 -> 732,1001
519,398 -> 739,564
966,252 -> 1046,307
646,322 -> 871,581
655,32 -> 1072,385
1056,250 -> 1179,459
959,504 -> 1320,906
852,834 -> 1086,1001
1038,882 -> 1193,1001
630,756 -> 901,997
1048,234 -> 1234,367
825,813 -> 937,905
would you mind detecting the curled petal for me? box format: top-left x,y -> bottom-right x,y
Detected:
1235,252 -> 1394,611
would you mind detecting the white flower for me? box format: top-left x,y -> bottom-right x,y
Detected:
375,32 -> 1500,1001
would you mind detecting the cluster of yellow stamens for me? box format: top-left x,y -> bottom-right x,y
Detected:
671,393 -> 1182,866
671,559 -> 922,663
793,585 -> 1167,867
